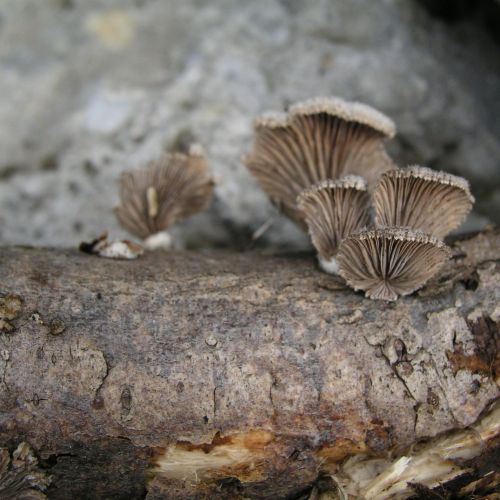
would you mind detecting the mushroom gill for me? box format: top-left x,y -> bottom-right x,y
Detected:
336,227 -> 451,301
296,176 -> 371,274
244,96 -> 396,226
373,166 -> 474,239
114,145 -> 214,249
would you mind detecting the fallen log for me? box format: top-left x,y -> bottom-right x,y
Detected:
0,229 -> 499,499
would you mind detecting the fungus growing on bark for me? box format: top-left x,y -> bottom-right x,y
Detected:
79,232 -> 144,259
244,96 -> 396,225
296,175 -> 371,274
373,166 -> 474,239
336,228 -> 451,301
115,145 -> 214,249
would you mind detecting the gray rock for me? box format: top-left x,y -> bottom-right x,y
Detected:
0,0 -> 498,248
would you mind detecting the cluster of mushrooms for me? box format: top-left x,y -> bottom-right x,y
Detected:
108,96 -> 474,302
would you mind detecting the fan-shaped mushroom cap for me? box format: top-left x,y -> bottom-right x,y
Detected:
115,145 -> 214,240
373,166 -> 474,239
79,233 -> 144,259
245,96 -> 396,226
336,227 -> 451,301
297,176 -> 371,274
288,97 -> 395,138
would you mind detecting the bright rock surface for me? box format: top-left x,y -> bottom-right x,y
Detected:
0,0 -> 498,248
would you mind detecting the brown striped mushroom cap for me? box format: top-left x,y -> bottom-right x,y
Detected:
373,166 -> 474,239
336,227 -> 451,301
244,96 -> 396,226
114,145 -> 214,249
296,176 -> 371,274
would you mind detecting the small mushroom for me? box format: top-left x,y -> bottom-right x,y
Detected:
79,232 -> 144,259
373,166 -> 474,239
296,175 -> 371,274
336,227 -> 451,301
245,96 -> 396,226
115,144 -> 214,249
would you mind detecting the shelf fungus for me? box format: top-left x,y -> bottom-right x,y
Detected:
373,166 -> 475,239
297,176 -> 371,274
336,228 -> 451,301
244,96 -> 396,225
115,144 -> 214,250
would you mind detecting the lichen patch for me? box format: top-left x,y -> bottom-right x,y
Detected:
0,294 -> 22,332
86,11 -> 135,51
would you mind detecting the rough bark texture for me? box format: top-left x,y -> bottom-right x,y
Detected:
0,229 -> 499,499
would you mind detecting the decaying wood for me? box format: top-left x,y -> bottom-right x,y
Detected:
0,229 -> 499,499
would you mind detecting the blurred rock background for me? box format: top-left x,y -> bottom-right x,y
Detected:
0,0 -> 499,249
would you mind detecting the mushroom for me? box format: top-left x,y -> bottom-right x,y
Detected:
296,175 -> 371,274
373,166 -> 474,239
244,96 -> 396,226
79,232 -> 144,260
114,145 -> 214,250
336,227 -> 451,301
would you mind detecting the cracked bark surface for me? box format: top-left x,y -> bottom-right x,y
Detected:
0,229 -> 498,499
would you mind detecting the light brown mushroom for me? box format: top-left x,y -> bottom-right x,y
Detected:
79,232 -> 144,260
373,166 -> 474,239
296,175 -> 371,274
114,145 -> 214,249
244,96 -> 396,226
336,227 -> 451,301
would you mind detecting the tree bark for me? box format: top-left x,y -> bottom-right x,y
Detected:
0,229 -> 499,499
